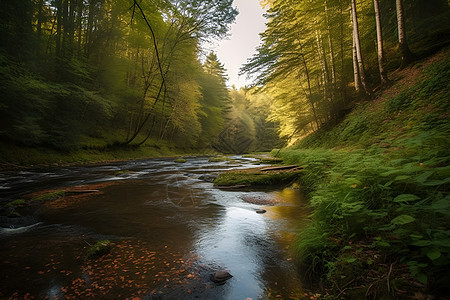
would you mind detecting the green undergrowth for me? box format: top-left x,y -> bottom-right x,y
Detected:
277,52 -> 450,297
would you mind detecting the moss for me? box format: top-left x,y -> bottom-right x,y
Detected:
260,158 -> 284,164
243,153 -> 284,164
214,169 -> 302,187
32,190 -> 65,202
114,170 -> 133,176
208,156 -> 230,162
174,158 -> 187,163
8,211 -> 22,218
7,199 -> 27,207
87,240 -> 111,258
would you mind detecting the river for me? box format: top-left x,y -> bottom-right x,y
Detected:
0,156 -> 309,299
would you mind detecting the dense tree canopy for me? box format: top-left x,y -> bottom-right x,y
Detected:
0,0 -> 238,151
242,0 -> 449,142
0,0 -> 448,152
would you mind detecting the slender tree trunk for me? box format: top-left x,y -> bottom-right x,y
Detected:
396,0 -> 413,68
299,42 -> 320,130
77,0 -> 83,56
56,0 -> 62,56
68,0 -> 75,56
351,0 -> 369,95
315,28 -> 330,87
62,0 -> 69,56
325,1 -> 336,89
37,0 -> 44,42
86,0 -> 95,57
374,0 -> 388,85
45,15 -> 57,56
352,33 -> 361,92
338,0 -> 347,102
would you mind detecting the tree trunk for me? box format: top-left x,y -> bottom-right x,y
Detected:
352,29 -> 360,92
77,0 -> 83,56
325,0 -> 336,89
56,0 -> 62,56
299,42 -> 320,130
62,0 -> 69,56
36,0 -> 44,42
351,0 -> 369,95
374,0 -> 389,85
68,0 -> 75,55
86,0 -> 95,57
338,0 -> 347,102
396,0 -> 413,68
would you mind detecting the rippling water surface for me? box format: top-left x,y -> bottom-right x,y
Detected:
0,156 -> 308,299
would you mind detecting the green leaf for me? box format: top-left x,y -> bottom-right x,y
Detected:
410,240 -> 432,247
394,175 -> 410,181
416,273 -> 428,285
380,170 -> 401,177
383,180 -> 393,187
391,214 -> 415,225
343,257 -> 357,263
432,198 -> 450,210
422,177 -> 450,186
393,194 -> 420,203
409,234 -> 423,240
425,248 -> 441,260
414,171 -> 434,184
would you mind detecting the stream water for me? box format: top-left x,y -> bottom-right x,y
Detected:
0,156 -> 309,299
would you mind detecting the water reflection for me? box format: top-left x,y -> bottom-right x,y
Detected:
191,186 -> 308,299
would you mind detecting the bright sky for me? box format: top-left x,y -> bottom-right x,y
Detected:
208,0 -> 267,88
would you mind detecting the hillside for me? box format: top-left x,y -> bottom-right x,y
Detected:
275,48 -> 450,299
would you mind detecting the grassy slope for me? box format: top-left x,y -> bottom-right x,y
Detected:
274,48 -> 450,298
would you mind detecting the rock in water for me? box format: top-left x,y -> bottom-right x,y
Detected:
210,270 -> 232,284
256,209 -> 267,214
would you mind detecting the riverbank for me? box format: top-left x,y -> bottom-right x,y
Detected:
278,48 -> 449,298
0,141 -> 221,171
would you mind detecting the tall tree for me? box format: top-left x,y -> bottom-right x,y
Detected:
373,0 -> 389,86
396,0 -> 414,68
351,0 -> 369,95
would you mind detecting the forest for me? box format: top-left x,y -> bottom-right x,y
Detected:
0,0 -> 449,298
0,0 -> 280,160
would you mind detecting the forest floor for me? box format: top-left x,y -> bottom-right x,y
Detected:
274,47 -> 449,299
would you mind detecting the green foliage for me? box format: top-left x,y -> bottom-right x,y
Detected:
388,58 -> 450,114
87,240 -> 111,258
0,0 -> 238,156
276,54 -> 450,294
